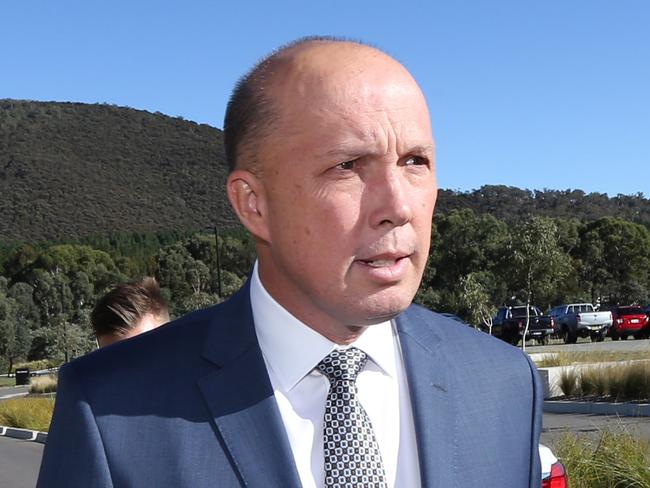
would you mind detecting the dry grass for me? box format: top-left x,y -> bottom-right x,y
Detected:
0,397 -> 54,432
29,375 -> 57,394
554,430 -> 650,488
558,368 -> 580,396
12,359 -> 58,373
558,362 -> 650,401
536,350 -> 650,368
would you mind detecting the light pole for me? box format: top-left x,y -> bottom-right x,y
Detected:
213,226 -> 222,298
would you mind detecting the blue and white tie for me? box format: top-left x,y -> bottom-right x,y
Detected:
317,348 -> 388,488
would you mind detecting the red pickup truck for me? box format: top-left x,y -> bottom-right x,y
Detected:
609,306 -> 649,340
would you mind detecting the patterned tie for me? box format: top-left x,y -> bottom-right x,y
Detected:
317,348 -> 388,488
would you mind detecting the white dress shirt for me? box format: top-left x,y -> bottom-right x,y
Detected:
250,262 -> 421,488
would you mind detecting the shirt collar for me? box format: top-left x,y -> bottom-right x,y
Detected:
250,261 -> 397,392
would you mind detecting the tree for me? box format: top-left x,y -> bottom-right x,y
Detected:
508,217 -> 571,350
457,272 -> 498,331
0,290 -> 31,373
575,218 -> 650,305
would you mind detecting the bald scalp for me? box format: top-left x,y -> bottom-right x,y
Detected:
223,36 -> 394,173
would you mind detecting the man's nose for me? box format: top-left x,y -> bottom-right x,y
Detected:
368,168 -> 413,228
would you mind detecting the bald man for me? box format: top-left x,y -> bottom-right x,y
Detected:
38,37 -> 542,488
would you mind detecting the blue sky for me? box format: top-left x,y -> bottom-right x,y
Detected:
2,1 -> 648,196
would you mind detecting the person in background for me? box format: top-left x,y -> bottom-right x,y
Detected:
91,277 -> 169,347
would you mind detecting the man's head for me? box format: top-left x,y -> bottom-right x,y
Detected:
224,37 -> 438,343
91,277 -> 170,347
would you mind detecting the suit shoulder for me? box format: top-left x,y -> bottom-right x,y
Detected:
401,304 -> 532,369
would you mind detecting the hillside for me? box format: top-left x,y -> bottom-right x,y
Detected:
0,99 -> 236,242
1,99 -> 649,243
436,186 -> 650,226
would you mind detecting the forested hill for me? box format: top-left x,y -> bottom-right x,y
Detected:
1,99 -> 649,243
437,187 -> 650,226
0,99 -> 236,242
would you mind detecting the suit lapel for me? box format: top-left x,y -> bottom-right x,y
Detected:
197,283 -> 302,488
396,307 -> 456,488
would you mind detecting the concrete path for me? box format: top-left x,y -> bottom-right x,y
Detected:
0,436 -> 43,488
0,386 -> 29,400
542,411 -> 650,448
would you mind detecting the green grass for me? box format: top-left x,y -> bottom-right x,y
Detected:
0,377 -> 14,387
0,397 -> 54,432
536,350 -> 650,368
558,362 -> 650,401
554,430 -> 650,488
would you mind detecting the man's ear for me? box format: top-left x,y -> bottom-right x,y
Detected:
227,169 -> 271,242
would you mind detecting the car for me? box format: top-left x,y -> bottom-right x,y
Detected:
609,305 -> 649,340
540,443 -> 568,487
549,303 -> 612,343
492,305 -> 555,346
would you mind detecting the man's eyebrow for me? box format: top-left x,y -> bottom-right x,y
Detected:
406,144 -> 435,155
323,143 -> 435,158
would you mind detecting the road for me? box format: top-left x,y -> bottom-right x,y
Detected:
0,385 -> 29,400
542,411 -> 650,448
523,335 -> 650,354
0,436 -> 43,488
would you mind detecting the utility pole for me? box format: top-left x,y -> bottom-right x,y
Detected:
214,226 -> 222,297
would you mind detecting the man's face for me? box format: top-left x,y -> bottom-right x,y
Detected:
250,45 -> 437,340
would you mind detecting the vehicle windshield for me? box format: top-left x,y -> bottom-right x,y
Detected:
618,307 -> 644,316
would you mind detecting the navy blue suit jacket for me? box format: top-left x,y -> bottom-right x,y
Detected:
38,282 -> 542,487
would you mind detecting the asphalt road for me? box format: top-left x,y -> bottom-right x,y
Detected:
524,335 -> 650,354
0,436 -> 43,488
542,411 -> 650,448
0,385 -> 29,399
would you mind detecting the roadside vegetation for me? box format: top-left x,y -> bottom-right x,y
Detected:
555,430 -> 650,488
0,377 -> 14,387
536,351 -> 650,368
29,375 -> 57,394
0,397 -> 54,432
558,361 -> 650,401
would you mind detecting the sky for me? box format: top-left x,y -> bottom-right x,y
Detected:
2,0 -> 649,196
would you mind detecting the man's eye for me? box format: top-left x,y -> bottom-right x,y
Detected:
336,159 -> 357,170
405,155 -> 427,166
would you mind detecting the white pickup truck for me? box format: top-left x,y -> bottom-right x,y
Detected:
549,303 -> 613,344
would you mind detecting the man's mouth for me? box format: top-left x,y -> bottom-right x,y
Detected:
361,258 -> 403,268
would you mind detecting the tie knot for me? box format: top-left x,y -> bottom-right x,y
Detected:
317,347 -> 367,384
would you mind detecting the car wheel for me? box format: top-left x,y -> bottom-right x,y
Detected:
611,329 -> 619,341
633,333 -> 643,340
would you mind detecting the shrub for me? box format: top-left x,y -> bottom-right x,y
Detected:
618,362 -> 650,401
0,397 -> 54,432
558,361 -> 650,401
554,430 -> 650,488
12,359 -> 59,373
29,375 -> 57,394
558,368 -> 579,396
579,366 -> 608,397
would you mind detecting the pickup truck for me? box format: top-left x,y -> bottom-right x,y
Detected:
549,303 -> 612,344
491,306 -> 555,346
